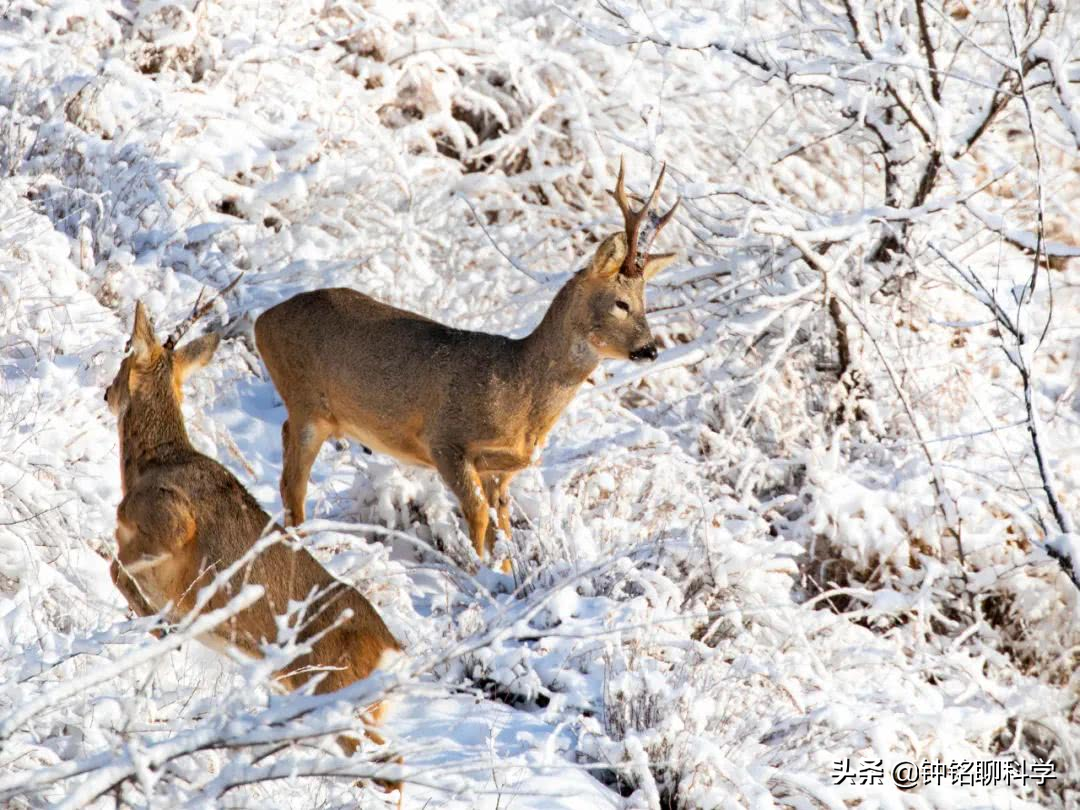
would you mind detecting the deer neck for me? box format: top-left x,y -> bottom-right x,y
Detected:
118,391 -> 193,493
520,273 -> 599,392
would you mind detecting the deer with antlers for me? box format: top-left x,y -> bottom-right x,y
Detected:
105,295 -> 403,790
255,159 -> 680,566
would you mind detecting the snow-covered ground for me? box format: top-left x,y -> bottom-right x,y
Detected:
1,1 -> 1078,808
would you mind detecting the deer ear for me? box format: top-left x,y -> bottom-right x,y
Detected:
130,301 -> 159,361
642,252 -> 678,281
173,334 -> 220,382
589,233 -> 626,279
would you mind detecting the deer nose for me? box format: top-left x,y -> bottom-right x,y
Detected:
629,343 -> 658,362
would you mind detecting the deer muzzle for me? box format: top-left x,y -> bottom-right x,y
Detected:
629,342 -> 658,362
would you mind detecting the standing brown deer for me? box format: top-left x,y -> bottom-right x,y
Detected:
255,159 -> 680,564
105,300 -> 402,776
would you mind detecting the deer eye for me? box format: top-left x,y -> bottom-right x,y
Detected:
615,300 -> 630,312
611,300 -> 631,319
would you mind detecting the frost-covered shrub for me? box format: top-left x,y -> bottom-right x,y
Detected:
129,0 -> 217,81
2,0 -> 1080,807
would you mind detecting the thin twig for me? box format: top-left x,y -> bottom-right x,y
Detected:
457,193 -> 544,283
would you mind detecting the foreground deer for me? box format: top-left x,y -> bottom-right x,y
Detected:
255,159 -> 679,563
105,300 -> 402,779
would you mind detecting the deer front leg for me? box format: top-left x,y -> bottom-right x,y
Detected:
432,446 -> 489,560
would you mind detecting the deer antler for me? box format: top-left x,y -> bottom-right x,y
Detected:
163,273 -> 244,350
613,157 -> 680,276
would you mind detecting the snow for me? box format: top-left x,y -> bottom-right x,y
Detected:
1047,534 -> 1080,585
2,0 -> 1080,808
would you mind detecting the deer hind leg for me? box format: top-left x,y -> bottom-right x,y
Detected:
482,473 -> 514,545
110,558 -> 158,620
111,519 -> 156,620
280,416 -> 330,526
112,496 -> 196,628
307,666 -> 402,802
432,446 -> 489,560
482,474 -> 517,573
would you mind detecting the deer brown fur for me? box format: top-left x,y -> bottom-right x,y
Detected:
255,160 -> 679,564
106,302 -> 402,765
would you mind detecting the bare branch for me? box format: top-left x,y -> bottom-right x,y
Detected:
163,272 -> 244,350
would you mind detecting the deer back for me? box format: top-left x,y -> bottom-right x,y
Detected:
255,288 -> 537,459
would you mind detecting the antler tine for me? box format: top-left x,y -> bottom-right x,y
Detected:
641,195 -> 681,258
614,157 -> 642,273
163,272 -> 244,350
614,156 -> 631,220
642,163 -> 667,215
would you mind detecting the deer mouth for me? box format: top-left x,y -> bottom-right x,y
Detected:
629,343 -> 658,362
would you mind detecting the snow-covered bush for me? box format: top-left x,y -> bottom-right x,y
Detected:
1,0 -> 1078,807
